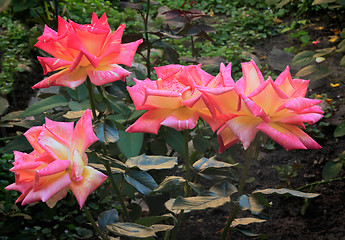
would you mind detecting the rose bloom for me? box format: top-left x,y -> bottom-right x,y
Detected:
33,13 -> 142,89
200,60 -> 323,152
126,64 -> 229,134
5,110 -> 107,208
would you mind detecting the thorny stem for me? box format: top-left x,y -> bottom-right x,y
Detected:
144,0 -> 151,78
85,78 -> 97,120
184,130 -> 191,196
82,205 -> 108,240
171,130 -> 191,240
297,176 -> 345,191
96,85 -> 112,114
99,151 -> 131,222
221,145 -> 255,240
191,36 -> 195,58
54,0 -> 59,30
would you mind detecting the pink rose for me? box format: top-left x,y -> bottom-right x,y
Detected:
200,60 -> 323,152
33,13 -> 142,89
5,110 -> 107,208
126,64 -> 228,134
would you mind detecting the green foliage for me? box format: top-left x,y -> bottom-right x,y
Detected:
274,163 -> 302,187
62,0 -> 142,33
0,16 -> 31,94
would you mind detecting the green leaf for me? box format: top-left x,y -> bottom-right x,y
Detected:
68,99 -> 90,111
22,95 -> 69,117
66,84 -> 88,101
312,0 -> 336,5
152,41 -> 180,64
126,154 -> 177,171
209,181 -> 237,197
94,119 -> 119,144
341,28 -> 345,38
193,156 -> 238,171
295,65 -> 318,77
108,96 -> 131,115
151,176 -> 186,194
151,224 -> 174,233
1,111 -> 23,121
277,0 -> 291,8
98,209 -> 119,232
1,135 -> 32,154
322,161 -> 343,181
124,169 -> 158,195
336,39 -> 345,51
135,215 -> 173,227
0,97 -> 9,114
231,217 -> 266,227
239,195 -> 265,215
292,51 -> 315,67
117,130 -> 144,158
106,115 -> 127,130
128,110 -> 146,122
314,47 -> 336,57
300,35 -> 310,43
171,195 -> 229,210
74,227 -> 93,239
193,156 -> 238,179
334,120 -> 345,137
159,127 -> 184,155
340,55 -> 345,66
107,222 -> 156,239
192,134 -> 209,152
0,0 -> 11,11
252,188 -> 319,198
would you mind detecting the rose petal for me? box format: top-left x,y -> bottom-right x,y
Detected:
217,124 -> 240,153
256,122 -> 307,150
71,109 -> 99,154
160,108 -> 199,131
87,64 -> 130,85
24,126 -> 45,154
21,172 -> 71,205
32,68 -> 88,89
283,98 -> 322,112
143,88 -> 183,109
227,116 -> 261,149
127,78 -> 158,110
248,78 -> 288,115
126,109 -> 173,134
241,59 -> 265,95
69,166 -> 107,208
37,57 -> 71,74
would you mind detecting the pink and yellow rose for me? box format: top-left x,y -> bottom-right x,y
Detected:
33,13 -> 142,89
126,64 -> 228,134
200,60 -> 323,152
5,110 -> 107,208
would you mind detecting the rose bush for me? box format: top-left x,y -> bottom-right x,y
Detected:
200,60 -> 324,152
33,12 -> 142,89
5,110 -> 107,208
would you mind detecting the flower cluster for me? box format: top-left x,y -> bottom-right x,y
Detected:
127,60 -> 323,152
6,12 -> 323,210
5,110 -> 107,208
33,13 -> 142,89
